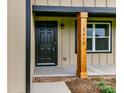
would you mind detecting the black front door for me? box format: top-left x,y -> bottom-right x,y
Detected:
35,21 -> 57,66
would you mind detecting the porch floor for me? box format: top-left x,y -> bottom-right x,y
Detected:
34,64 -> 116,77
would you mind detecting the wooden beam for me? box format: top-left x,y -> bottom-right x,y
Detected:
76,12 -> 88,79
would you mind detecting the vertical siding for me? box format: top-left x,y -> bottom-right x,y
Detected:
34,17 -> 76,66
60,0 -> 71,6
87,54 -> 92,64
92,54 -> 99,64
35,0 -> 48,5
48,0 -> 60,6
84,0 -> 95,7
8,0 -> 26,93
58,19 -> 62,66
61,19 -> 70,66
100,54 -> 107,64
69,20 -> 77,65
87,18 -> 116,65
95,0 -> 106,7
34,17 -> 116,66
107,0 -> 116,7
113,20 -> 116,64
31,13 -> 35,77
107,20 -> 116,64
72,0 -> 83,6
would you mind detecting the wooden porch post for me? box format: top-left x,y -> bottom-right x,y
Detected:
76,12 -> 88,79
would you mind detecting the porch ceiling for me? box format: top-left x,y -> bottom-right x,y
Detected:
33,6 -> 116,17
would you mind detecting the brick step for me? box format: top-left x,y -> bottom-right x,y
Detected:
32,76 -> 76,83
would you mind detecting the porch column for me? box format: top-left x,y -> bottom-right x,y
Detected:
76,12 -> 88,79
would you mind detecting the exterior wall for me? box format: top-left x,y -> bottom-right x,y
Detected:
33,16 -> 116,66
33,0 -> 116,7
31,3 -> 35,93
87,18 -> 116,65
8,0 -> 116,93
33,17 -> 76,66
32,0 -> 116,67
8,0 -> 26,93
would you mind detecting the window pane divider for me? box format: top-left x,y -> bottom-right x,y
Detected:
87,36 -> 93,38
87,22 -> 111,52
109,23 -> 111,51
95,37 -> 109,38
93,24 -> 95,51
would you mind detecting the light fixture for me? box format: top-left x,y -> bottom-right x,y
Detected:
60,23 -> 64,29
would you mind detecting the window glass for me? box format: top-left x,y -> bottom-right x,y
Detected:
40,27 -> 45,31
95,38 -> 109,50
75,22 -> 111,53
87,24 -> 93,36
95,24 -> 109,37
87,38 -> 92,50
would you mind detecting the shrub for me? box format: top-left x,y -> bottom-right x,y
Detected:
98,81 -> 106,86
98,81 -> 116,93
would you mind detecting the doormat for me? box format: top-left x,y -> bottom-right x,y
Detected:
32,76 -> 76,83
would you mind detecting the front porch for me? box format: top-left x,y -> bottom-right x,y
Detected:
32,12 -> 89,79
33,64 -> 116,77
30,7 -> 116,93
31,15 -> 116,80
32,64 -> 116,93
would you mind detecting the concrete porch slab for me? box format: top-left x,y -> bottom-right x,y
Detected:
88,64 -> 116,75
34,65 -> 76,76
31,82 -> 71,93
34,64 -> 116,76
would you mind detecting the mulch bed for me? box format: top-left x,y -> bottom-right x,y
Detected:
33,75 -> 116,93
65,75 -> 116,93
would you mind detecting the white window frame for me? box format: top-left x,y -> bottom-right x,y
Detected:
87,22 -> 111,53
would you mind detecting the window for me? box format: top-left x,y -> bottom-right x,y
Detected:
75,21 -> 112,53
87,22 -> 111,52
